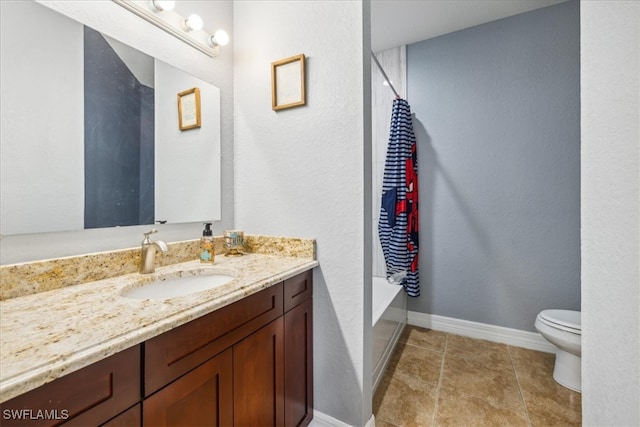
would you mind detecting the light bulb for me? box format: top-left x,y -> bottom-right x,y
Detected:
184,14 -> 203,32
209,29 -> 230,47
150,0 -> 174,11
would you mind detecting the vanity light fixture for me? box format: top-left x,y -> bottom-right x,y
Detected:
183,14 -> 203,32
150,0 -> 174,11
208,30 -> 230,47
113,0 -> 229,58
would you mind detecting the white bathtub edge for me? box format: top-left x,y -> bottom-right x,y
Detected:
408,311 -> 557,353
372,277 -> 403,326
372,321 -> 406,395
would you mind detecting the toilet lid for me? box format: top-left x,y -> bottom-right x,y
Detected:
539,309 -> 581,333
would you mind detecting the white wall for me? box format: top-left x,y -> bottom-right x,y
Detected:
233,1 -> 372,425
581,1 -> 640,425
0,0 -> 234,264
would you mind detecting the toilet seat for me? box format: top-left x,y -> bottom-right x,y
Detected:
537,310 -> 581,335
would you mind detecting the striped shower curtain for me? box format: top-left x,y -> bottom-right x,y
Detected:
378,98 -> 419,297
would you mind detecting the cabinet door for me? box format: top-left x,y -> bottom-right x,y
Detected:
100,404 -> 140,426
233,317 -> 284,427
284,298 -> 313,427
0,346 -> 140,427
143,348 -> 233,427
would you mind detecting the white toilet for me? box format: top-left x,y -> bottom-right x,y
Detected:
535,309 -> 582,392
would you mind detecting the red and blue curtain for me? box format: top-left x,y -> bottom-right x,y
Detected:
378,98 -> 419,296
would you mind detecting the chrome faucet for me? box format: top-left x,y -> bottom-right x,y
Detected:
140,229 -> 169,274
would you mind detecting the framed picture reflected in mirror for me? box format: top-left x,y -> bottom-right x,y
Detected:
178,87 -> 201,130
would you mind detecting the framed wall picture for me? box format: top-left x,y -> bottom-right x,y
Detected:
177,87 -> 201,130
271,54 -> 306,111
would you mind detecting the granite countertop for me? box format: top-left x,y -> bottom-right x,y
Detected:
0,253 -> 318,403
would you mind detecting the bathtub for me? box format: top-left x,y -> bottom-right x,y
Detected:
372,276 -> 407,394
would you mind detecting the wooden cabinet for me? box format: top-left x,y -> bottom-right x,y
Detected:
143,349 -> 233,427
144,272 -> 314,427
234,318 -> 284,427
2,269 -> 313,427
101,403 -> 141,426
0,345 -> 140,427
143,284 -> 284,427
284,298 -> 313,427
284,271 -> 313,427
144,283 -> 283,396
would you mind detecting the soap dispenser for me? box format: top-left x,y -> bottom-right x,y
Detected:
200,223 -> 215,263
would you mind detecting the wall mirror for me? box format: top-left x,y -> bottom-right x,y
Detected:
0,1 -> 221,236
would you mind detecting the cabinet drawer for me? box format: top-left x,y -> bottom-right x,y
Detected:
0,345 -> 141,427
144,283 -> 283,395
284,270 -> 313,312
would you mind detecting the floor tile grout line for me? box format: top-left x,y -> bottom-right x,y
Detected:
508,345 -> 533,427
401,340 -> 446,355
431,332 -> 448,427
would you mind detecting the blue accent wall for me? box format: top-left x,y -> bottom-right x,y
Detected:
407,0 -> 580,331
84,26 -> 154,229
138,85 -> 155,225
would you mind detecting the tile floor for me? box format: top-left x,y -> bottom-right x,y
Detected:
373,326 -> 582,426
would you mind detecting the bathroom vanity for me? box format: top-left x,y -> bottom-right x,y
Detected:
0,238 -> 316,426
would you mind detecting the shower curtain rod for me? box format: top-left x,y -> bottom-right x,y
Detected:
371,51 -> 400,99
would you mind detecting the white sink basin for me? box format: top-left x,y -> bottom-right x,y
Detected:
122,272 -> 235,300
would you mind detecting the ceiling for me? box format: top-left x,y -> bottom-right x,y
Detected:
371,0 -> 567,52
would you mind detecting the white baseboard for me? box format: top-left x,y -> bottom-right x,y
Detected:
310,411 -> 347,427
408,311 -> 557,353
310,411 -> 375,427
365,414 -> 375,427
